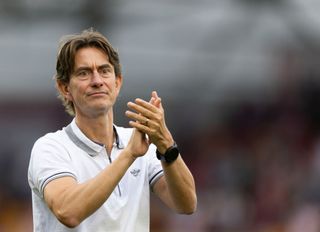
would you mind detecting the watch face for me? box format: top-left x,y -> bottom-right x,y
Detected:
165,146 -> 179,163
156,143 -> 179,163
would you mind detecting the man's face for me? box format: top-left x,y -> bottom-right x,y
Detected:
65,46 -> 122,117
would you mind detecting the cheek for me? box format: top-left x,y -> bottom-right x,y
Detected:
106,80 -> 117,91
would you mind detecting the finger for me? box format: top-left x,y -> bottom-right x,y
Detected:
125,110 -> 151,125
149,96 -> 156,104
129,121 -> 151,133
154,97 -> 161,108
152,91 -> 158,99
149,96 -> 161,109
151,91 -> 161,108
134,98 -> 159,113
127,101 -> 157,118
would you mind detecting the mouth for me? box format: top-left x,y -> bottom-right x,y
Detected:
87,91 -> 108,97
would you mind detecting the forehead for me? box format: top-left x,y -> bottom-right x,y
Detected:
74,46 -> 110,66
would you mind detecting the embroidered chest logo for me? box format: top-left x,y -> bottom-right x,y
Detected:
130,168 -> 141,177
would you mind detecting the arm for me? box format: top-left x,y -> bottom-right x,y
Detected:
153,155 -> 197,214
126,91 -> 197,214
44,129 -> 149,228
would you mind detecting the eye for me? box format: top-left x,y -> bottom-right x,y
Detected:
79,70 -> 89,76
101,68 -> 109,74
99,67 -> 112,76
75,69 -> 91,79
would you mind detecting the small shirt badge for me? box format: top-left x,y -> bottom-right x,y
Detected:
130,169 -> 140,177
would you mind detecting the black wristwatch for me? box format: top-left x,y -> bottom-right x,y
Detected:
156,142 -> 179,164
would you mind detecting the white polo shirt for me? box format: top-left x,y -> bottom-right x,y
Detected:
28,119 -> 164,232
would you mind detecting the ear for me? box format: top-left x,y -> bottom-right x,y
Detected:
115,75 -> 123,95
56,80 -> 73,101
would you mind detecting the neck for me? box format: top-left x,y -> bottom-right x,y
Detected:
75,109 -> 115,152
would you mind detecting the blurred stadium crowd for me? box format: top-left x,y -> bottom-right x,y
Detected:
1,0 -> 320,231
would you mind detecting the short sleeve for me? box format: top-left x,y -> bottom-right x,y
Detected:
28,135 -> 77,198
147,144 -> 164,188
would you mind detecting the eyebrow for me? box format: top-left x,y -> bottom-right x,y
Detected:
73,63 -> 113,73
98,64 -> 114,70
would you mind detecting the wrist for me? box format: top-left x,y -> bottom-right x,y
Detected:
156,141 -> 179,164
157,138 -> 175,155
122,148 -> 137,162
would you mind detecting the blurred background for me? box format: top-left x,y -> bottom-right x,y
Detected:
1,0 -> 320,231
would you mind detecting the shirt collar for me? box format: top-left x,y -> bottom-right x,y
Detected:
113,125 -> 125,149
64,119 -> 124,156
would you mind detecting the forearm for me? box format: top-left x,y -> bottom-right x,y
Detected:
45,149 -> 136,227
126,92 -> 197,213
160,155 -> 197,214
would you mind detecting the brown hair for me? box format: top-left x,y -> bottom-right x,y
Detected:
55,28 -> 121,116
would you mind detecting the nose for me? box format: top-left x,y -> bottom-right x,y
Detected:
91,70 -> 104,87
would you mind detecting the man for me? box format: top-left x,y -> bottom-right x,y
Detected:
28,28 -> 196,232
